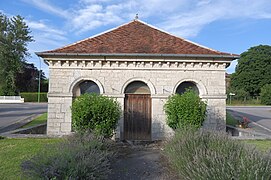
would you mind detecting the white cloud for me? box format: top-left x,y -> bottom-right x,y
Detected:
157,0 -> 271,37
80,0 -> 112,3
26,20 -> 66,36
26,22 -> 68,77
25,19 -> 69,54
65,0 -> 271,37
18,0 -> 271,77
226,59 -> 238,74
69,3 -> 125,34
21,0 -> 69,18
22,0 -> 271,37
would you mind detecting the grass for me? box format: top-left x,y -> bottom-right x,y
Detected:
242,139 -> 271,152
227,99 -> 262,106
21,113 -> 47,128
226,111 -> 239,126
0,138 -> 61,179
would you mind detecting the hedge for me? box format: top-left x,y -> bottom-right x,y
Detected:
20,92 -> 48,102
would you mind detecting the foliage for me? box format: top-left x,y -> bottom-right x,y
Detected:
164,127 -> 271,180
233,88 -> 250,101
22,113 -> 47,128
231,45 -> 271,97
72,93 -> 121,137
0,138 -> 60,179
20,92 -> 47,102
164,90 -> 207,129
21,133 -> 113,180
226,111 -> 239,126
16,62 -> 48,93
260,84 -> 271,105
0,12 -> 33,95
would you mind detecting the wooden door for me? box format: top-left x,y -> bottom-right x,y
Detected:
124,94 -> 151,140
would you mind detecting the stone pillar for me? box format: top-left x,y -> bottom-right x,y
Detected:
202,96 -> 227,131
112,95 -> 124,140
151,96 -> 174,140
47,93 -> 73,136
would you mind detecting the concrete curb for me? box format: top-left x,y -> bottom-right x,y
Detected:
227,125 -> 271,139
227,108 -> 271,138
0,113 -> 44,134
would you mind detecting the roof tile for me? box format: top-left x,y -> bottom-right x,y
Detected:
43,20 -> 234,56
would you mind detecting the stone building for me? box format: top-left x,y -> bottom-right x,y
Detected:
36,20 -> 239,140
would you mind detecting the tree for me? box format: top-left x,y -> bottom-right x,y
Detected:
235,89 -> 250,102
230,45 -> 271,97
16,62 -> 48,92
0,13 -> 33,95
260,84 -> 271,105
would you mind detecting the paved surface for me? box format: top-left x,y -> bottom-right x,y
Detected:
109,143 -> 176,180
227,106 -> 271,135
0,103 -> 47,133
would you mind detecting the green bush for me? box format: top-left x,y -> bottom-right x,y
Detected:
164,127 -> 271,180
164,90 -> 207,129
72,93 -> 121,137
21,133 -> 113,180
260,84 -> 271,105
20,92 -> 47,102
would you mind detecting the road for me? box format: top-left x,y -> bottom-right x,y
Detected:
227,106 -> 271,133
0,103 -> 47,133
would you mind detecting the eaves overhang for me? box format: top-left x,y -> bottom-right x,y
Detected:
35,52 -> 239,60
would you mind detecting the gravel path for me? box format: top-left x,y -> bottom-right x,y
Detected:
109,142 -> 176,180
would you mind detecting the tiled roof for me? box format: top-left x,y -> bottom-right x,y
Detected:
41,20 -> 236,56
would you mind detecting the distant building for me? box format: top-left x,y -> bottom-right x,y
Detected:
36,20 -> 239,140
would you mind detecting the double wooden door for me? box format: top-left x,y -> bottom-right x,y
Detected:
124,94 -> 151,140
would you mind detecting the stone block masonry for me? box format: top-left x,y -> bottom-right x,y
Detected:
45,57 -> 228,140
37,20 -> 238,140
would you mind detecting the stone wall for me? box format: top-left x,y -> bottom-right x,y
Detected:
46,57 -> 228,140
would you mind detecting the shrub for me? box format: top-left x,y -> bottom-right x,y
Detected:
21,133 -> 114,180
164,127 -> 271,180
164,90 -> 207,129
20,92 -> 48,102
260,84 -> 271,105
71,93 -> 121,137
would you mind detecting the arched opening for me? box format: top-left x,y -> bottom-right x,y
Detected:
176,81 -> 199,95
124,81 -> 151,140
73,80 -> 100,97
124,81 -> 151,94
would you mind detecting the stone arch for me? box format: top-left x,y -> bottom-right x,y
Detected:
124,81 -> 151,94
121,78 -> 156,95
173,78 -> 207,96
69,77 -> 104,97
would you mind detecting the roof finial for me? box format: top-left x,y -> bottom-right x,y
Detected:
134,13 -> 139,20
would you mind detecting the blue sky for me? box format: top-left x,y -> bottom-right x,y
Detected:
1,0 -> 271,77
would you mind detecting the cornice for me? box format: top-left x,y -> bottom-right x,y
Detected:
44,59 -> 229,70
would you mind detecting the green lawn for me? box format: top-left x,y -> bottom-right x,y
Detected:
22,113 -> 47,128
242,139 -> 271,152
226,99 -> 262,106
0,138 -> 61,180
226,111 -> 239,127
0,137 -> 270,180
